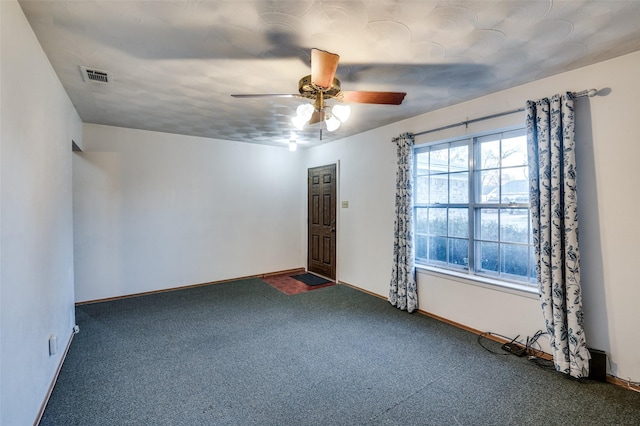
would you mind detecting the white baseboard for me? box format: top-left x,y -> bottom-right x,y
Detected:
33,327 -> 76,426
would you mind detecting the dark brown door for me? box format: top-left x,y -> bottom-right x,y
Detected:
308,164 -> 337,280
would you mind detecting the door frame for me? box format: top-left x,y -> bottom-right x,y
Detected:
306,161 -> 339,281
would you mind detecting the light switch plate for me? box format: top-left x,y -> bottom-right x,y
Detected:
341,201 -> 349,208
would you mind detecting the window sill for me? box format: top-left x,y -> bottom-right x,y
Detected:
415,264 -> 540,300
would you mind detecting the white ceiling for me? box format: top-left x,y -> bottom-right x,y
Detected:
19,1 -> 640,149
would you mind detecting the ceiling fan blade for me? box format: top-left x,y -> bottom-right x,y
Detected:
340,91 -> 406,105
311,48 -> 340,90
231,94 -> 299,98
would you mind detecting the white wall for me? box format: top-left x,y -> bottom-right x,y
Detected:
74,124 -> 304,302
306,51 -> 640,382
0,1 -> 83,425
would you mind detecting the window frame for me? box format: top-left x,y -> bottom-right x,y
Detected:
413,126 -> 537,290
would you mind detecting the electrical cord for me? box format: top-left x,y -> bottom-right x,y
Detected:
477,331 -> 532,356
528,355 -> 556,371
477,330 -> 551,359
524,330 -> 545,355
477,332 -> 512,355
478,331 -> 640,389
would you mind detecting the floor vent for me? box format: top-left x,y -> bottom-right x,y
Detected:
80,66 -> 110,84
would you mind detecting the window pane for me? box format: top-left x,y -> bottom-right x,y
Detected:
500,170 -> 529,204
449,238 -> 469,267
479,138 -> 500,169
450,144 -> 468,171
479,169 -> 499,203
478,208 -> 498,241
415,151 -> 429,176
501,244 -> 529,278
415,234 -> 427,260
429,147 -> 449,174
415,208 -> 428,234
428,208 -> 447,235
478,241 -> 499,273
430,174 -> 448,204
415,176 -> 429,204
502,135 -> 528,167
450,172 -> 468,203
449,208 -> 468,238
428,236 -> 447,262
500,209 -> 529,243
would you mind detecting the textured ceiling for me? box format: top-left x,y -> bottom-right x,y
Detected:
18,1 -> 640,149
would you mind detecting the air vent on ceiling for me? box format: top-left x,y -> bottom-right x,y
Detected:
80,66 -> 110,84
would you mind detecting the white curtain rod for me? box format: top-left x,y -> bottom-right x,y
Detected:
412,88 -> 598,137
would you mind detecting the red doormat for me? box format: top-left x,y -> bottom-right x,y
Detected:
262,273 -> 335,295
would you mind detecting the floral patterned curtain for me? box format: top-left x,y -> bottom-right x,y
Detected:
526,93 -> 589,378
389,132 -> 418,313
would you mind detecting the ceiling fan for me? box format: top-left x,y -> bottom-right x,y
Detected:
231,48 -> 406,133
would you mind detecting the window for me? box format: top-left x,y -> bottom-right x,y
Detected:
414,128 -> 536,287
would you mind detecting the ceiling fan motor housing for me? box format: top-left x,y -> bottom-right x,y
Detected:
298,75 -> 341,99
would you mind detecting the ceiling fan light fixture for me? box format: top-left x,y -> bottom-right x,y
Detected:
296,103 -> 314,121
289,140 -> 297,152
292,103 -> 315,130
332,104 -> 351,122
291,114 -> 307,130
325,114 -> 340,132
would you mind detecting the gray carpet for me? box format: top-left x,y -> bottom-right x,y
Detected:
41,278 -> 640,425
